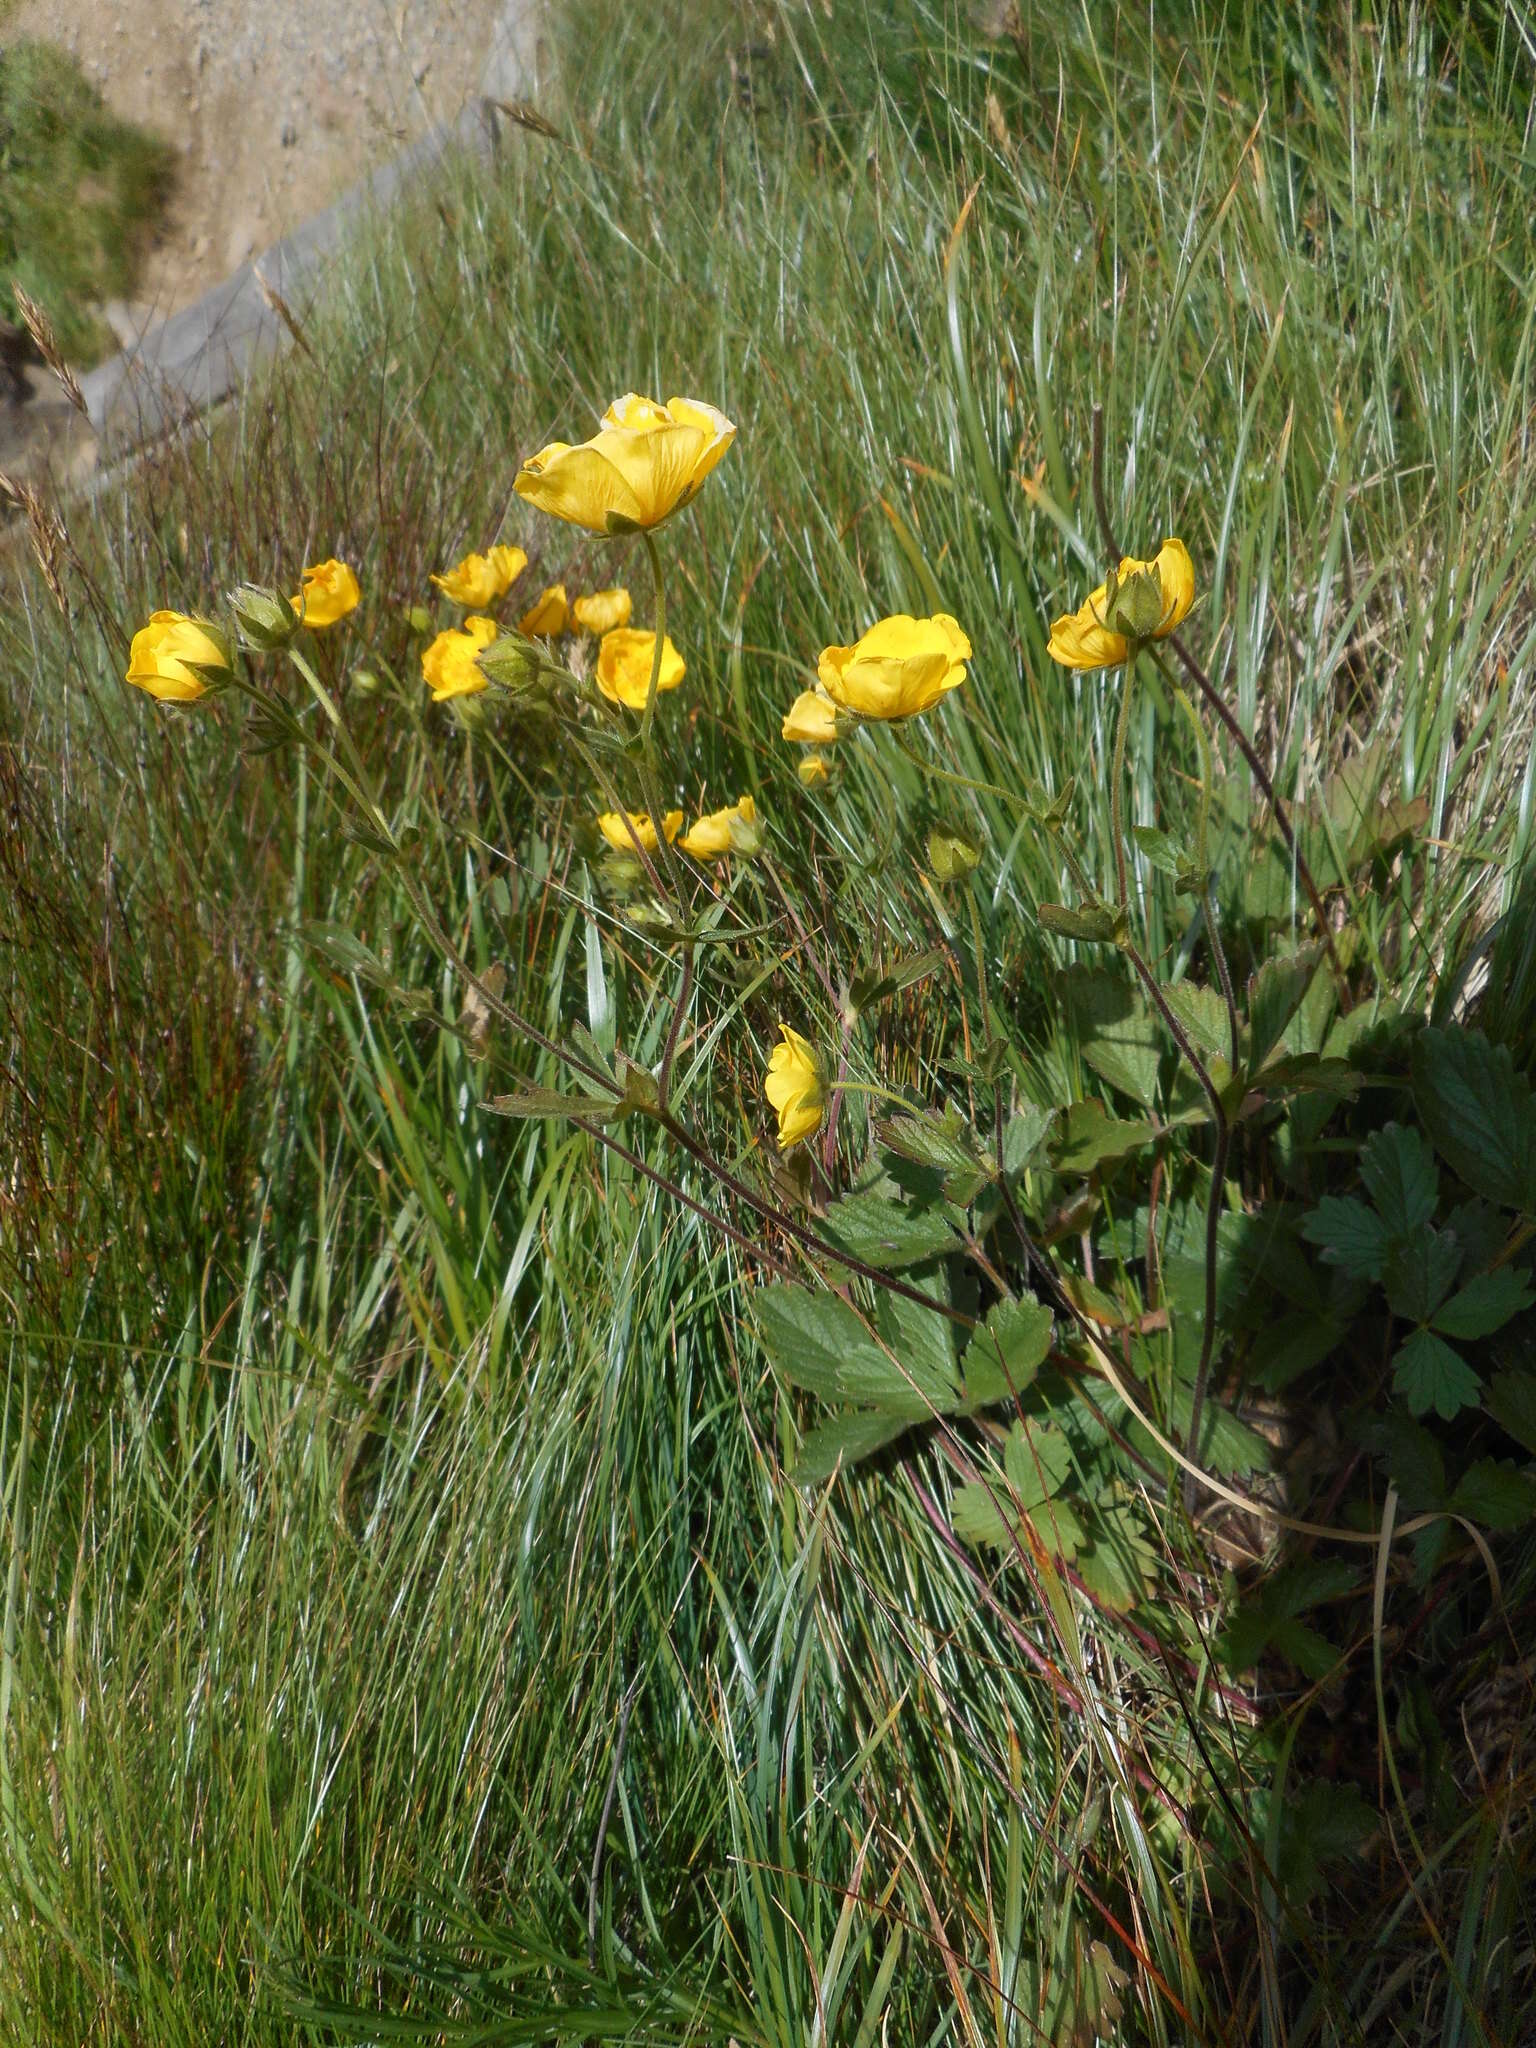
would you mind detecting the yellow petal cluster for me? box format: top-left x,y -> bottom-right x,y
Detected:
422,615 -> 498,702
781,689 -> 840,744
764,1025 -> 823,1151
519,584 -> 569,638
515,393 -> 735,534
596,808 -> 684,854
125,610 -> 231,703
679,794 -> 758,860
572,586 -> 632,635
431,544 -> 527,608
290,558 -> 361,628
817,613 -> 971,720
1046,539 -> 1194,670
595,627 -> 686,710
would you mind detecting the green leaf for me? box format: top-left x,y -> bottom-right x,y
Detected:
1130,823 -> 1186,876
1444,1459 -> 1536,1530
961,1297 -> 1053,1407
847,948 -> 946,1016
1392,1328 -> 1482,1421
1277,1781 -> 1376,1908
1367,1415 -> 1446,1509
1247,946 -> 1323,1072
1300,1196 -> 1390,1281
877,1109 -> 987,1205
1485,1369 -> 1536,1456
873,1276 -> 961,1412
1000,1104 -> 1054,1176
819,1190 -> 960,1271
1052,1099 -> 1160,1173
1358,1123 -> 1439,1238
1061,967 -> 1163,1110
1430,1266 -> 1535,1341
1037,901 -> 1127,945
1249,1311 -> 1346,1392
1160,980 -> 1234,1066
793,1411 -> 913,1486
1382,1225 -> 1461,1323
754,1283 -> 939,1417
1412,1027 -> 1536,1212
485,1086 -> 622,1122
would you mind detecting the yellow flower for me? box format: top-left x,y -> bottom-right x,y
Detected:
596,808 -> 683,854
797,752 -> 832,789
595,627 -> 686,710
817,613 -> 971,720
431,545 -> 527,607
421,615 -> 498,702
519,584 -> 569,637
290,558 -> 361,627
764,1025 -> 823,1151
488,544 -> 527,593
572,586 -> 633,634
514,392 -> 735,534
679,794 -> 759,860
781,689 -> 841,744
125,610 -> 231,703
1046,539 -> 1194,670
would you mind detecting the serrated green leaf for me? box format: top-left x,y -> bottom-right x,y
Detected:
1430,1266 -> 1534,1341
819,1190 -> 960,1271
1392,1328 -> 1482,1421
1038,901 -> 1127,945
1382,1225 -> 1461,1323
1300,1196 -> 1390,1281
1444,1459 -> 1536,1529
1160,980 -> 1234,1065
1247,946 -> 1323,1072
1249,1311 -> 1345,1391
1000,1104 -> 1054,1176
793,1410 -> 913,1485
1052,1099 -> 1159,1173
1367,1414 -> 1446,1508
754,1283 -> 953,1418
962,1296 -> 1053,1406
485,1087 -> 621,1121
1485,1369 -> 1536,1455
848,948 -> 946,1015
1061,967 -> 1164,1110
1358,1123 -> 1439,1238
873,1275 -> 960,1411
1412,1027 -> 1536,1212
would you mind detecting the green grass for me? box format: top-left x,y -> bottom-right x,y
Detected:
3,1 -> 1535,2042
0,37 -> 173,362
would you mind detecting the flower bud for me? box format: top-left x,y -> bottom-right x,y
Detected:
928,829 -> 980,882
1102,565 -> 1170,643
797,751 -> 833,789
350,666 -> 384,699
403,604 -> 435,636
476,632 -> 546,695
229,582 -> 298,651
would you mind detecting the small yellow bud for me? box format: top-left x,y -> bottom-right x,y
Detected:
928,829 -> 981,882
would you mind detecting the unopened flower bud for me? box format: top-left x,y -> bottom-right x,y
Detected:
350,666 -> 384,699
476,631 -> 546,695
928,829 -> 981,883
797,751 -> 833,789
229,582 -> 297,651
403,605 -> 435,636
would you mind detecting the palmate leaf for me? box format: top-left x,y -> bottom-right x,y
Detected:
960,1296 -> 1053,1407
1412,1027 -> 1536,1212
1391,1328 -> 1481,1421
1358,1123 -> 1439,1237
753,1280 -> 959,1420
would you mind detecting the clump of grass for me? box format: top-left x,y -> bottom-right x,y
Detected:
0,37 -> 173,365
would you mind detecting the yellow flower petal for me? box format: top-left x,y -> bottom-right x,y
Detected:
797,752 -> 832,789
422,615 -> 498,701
290,558 -> 361,627
518,584 -> 569,637
126,609 -> 230,703
596,808 -> 684,854
515,395 -> 734,534
816,612 -> 970,720
1047,539 -> 1195,670
679,794 -> 758,860
595,627 -> 686,710
781,689 -> 840,744
487,544 -> 527,595
763,1024 -> 824,1151
572,586 -> 633,635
